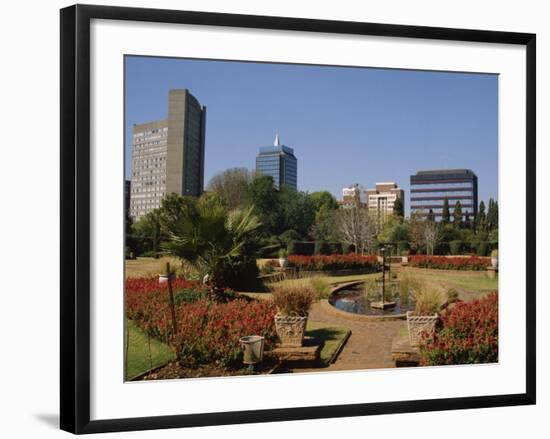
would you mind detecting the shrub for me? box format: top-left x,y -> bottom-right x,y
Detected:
449,240 -> 463,255
434,242 -> 450,255
279,229 -> 301,244
397,241 -> 409,254
314,242 -> 342,255
446,288 -> 459,303
173,288 -> 208,305
327,242 -> 343,254
286,240 -> 295,256
420,293 -> 498,365
411,288 -> 442,315
400,273 -> 424,298
126,277 -> 277,368
341,243 -> 356,254
171,299 -> 277,367
308,277 -> 331,299
475,241 -> 489,256
287,254 -> 379,272
221,257 -> 260,290
408,255 -> 490,271
314,240 -> 324,255
288,241 -> 315,256
271,285 -> 317,316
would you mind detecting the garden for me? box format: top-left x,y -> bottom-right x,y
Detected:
124,173 -> 499,379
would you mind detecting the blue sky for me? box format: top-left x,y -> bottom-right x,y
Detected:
125,56 -> 498,215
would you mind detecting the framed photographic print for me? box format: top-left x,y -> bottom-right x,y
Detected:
60,4 -> 536,434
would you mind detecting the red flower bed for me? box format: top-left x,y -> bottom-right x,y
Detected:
287,254 -> 379,272
420,293 -> 498,365
125,277 -> 277,367
171,299 -> 277,367
125,277 -> 205,328
408,255 -> 491,271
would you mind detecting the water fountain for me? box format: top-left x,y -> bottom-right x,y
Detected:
328,244 -> 415,317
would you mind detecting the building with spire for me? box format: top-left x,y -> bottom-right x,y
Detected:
255,132 -> 297,190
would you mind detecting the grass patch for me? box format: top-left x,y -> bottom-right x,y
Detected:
271,272 -> 380,289
125,256 -> 183,278
125,320 -> 175,380
404,268 -> 498,293
305,320 -> 350,366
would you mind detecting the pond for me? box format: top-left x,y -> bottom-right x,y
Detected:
329,280 -> 416,316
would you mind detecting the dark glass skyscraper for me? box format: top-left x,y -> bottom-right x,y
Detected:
410,169 -> 478,219
256,133 -> 297,190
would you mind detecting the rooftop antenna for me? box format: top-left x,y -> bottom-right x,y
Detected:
274,130 -> 281,147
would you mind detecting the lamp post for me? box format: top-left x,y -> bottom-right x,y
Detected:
380,246 -> 386,304
371,244 -> 397,311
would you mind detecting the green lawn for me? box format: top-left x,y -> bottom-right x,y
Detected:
125,256 -> 184,278
125,320 -> 175,380
306,320 -> 350,366
401,267 -> 498,302
404,268 -> 498,292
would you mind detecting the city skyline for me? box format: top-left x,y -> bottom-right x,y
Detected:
125,56 -> 498,215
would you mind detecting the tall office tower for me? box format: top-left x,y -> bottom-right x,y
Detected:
129,89 -> 206,219
366,182 -> 405,221
256,133 -> 297,190
410,169 -> 478,219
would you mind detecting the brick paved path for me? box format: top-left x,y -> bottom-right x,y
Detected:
291,301 -> 406,372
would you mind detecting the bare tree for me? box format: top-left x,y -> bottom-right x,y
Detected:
423,220 -> 440,255
335,207 -> 377,254
207,168 -> 256,209
408,212 -> 426,252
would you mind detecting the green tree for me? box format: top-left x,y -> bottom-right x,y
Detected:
206,167 -> 255,209
487,198 -> 499,231
408,213 -> 426,253
308,191 -> 339,212
132,209 -> 162,255
158,193 -> 197,236
442,198 -> 451,225
309,191 -> 339,242
477,200 -> 486,233
393,196 -> 404,218
453,201 -> 463,228
246,175 -> 282,237
377,214 -> 401,244
279,187 -> 316,238
165,203 -> 262,297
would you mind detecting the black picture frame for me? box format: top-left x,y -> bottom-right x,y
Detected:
60,4 -> 536,434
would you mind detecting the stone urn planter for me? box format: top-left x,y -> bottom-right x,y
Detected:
406,311 -> 438,347
274,313 -> 308,347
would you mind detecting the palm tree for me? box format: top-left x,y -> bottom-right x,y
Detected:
165,202 -> 262,299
